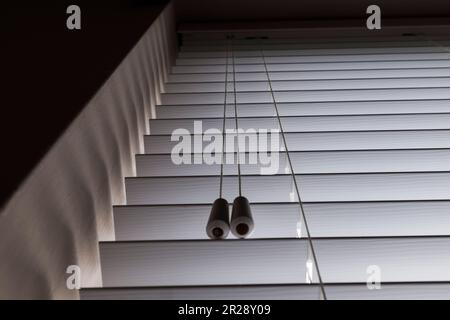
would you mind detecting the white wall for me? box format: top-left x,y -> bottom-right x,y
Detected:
0,3 -> 176,299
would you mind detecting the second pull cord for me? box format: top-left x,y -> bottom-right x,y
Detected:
230,36 -> 254,239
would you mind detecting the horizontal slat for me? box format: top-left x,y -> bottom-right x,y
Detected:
113,201 -> 450,241
180,45 -> 447,54
168,68 -> 450,82
178,46 -> 446,58
125,175 -> 290,205
144,130 -> 450,154
149,114 -> 450,134
125,173 -> 450,205
145,132 -> 283,154
164,78 -> 450,93
315,237 -> 450,283
172,60 -> 450,73
325,283 -> 450,300
99,239 -> 308,287
306,201 -> 450,238
176,52 -> 450,65
156,100 -> 450,118
136,149 -> 450,176
181,35 -> 443,45
99,237 -> 450,287
180,40 -> 439,51
274,88 -> 450,103
160,88 -> 450,105
114,203 -> 299,240
149,117 -> 277,133
284,130 -> 450,151
268,69 -> 450,80
80,282 -> 450,300
80,284 -> 321,300
181,35 -> 450,45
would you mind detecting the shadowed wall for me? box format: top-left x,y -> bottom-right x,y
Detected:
0,3 -> 176,299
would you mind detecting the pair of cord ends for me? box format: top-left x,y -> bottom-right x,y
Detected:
206,196 -> 254,239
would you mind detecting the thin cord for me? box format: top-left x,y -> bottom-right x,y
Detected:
260,47 -> 327,300
219,40 -> 230,198
231,36 -> 242,197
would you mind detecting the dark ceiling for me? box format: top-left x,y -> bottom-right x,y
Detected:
174,0 -> 450,24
